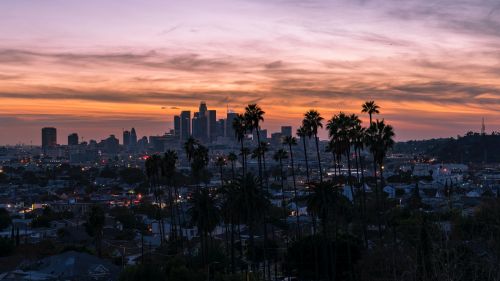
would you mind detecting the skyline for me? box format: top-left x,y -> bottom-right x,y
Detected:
1,0 -> 500,145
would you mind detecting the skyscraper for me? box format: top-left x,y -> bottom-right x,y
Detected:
130,128 -> 137,148
281,126 -> 292,137
226,112 -> 238,140
68,133 -> 79,146
208,109 -> 217,141
180,111 -> 191,141
42,127 -> 57,149
123,130 -> 130,147
174,115 -> 180,137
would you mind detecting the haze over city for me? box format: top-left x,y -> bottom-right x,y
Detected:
1,0 -> 499,145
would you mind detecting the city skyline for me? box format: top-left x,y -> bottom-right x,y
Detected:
1,0 -> 500,144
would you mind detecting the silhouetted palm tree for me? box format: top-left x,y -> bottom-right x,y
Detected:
245,104 -> 265,182
232,114 -> 248,175
227,152 -> 238,181
215,155 -> 227,186
188,188 -> 220,265
162,150 -> 179,242
86,205 -> 105,257
273,149 -> 288,219
361,100 -> 380,125
303,110 -> 324,182
282,135 -> 300,235
183,136 -> 200,163
365,119 -> 395,240
296,125 -> 310,184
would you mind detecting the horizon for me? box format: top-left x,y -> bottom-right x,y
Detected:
1,0 -> 499,145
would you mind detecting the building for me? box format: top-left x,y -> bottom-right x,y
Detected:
208,109 -> 217,141
180,111 -> 191,141
281,126 -> 292,137
130,128 -> 137,149
41,127 -> 57,149
101,135 -> 119,154
174,115 -> 181,137
226,112 -> 238,140
67,133 -> 79,146
123,130 -> 130,148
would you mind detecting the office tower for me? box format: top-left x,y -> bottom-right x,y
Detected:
137,136 -> 149,152
208,110 -> 216,141
123,130 -> 130,147
199,101 -> 207,115
281,126 -> 292,137
226,112 -> 238,140
42,127 -> 57,149
174,115 -> 180,137
68,133 -> 79,146
130,128 -> 137,148
103,135 -> 119,154
191,112 -> 201,139
252,128 -> 267,142
215,119 -> 225,139
180,111 -> 191,141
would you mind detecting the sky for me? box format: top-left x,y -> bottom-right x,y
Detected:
0,0 -> 499,145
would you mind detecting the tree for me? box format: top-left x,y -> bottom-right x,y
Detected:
296,125 -> 311,184
365,119 -> 395,241
0,208 -> 11,230
244,103 -> 266,183
227,152 -> 238,182
282,136 -> 300,236
361,100 -> 380,125
86,205 -> 105,257
273,149 -> 289,220
232,114 -> 248,175
215,156 -> 227,186
303,110 -> 324,182
188,189 -> 220,265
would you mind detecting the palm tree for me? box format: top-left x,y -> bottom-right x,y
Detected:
227,152 -> 238,182
188,189 -> 220,265
162,150 -> 179,242
183,136 -> 200,163
296,126 -> 310,184
145,154 -> 165,244
303,110 -> 324,182
219,182 -> 241,273
86,205 -> 105,257
244,104 -> 265,181
282,135 -> 300,236
215,156 -> 227,186
273,149 -> 289,220
361,100 -> 380,125
365,119 -> 395,241
232,114 -> 248,175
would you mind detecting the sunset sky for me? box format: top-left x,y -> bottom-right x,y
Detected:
1,0 -> 499,145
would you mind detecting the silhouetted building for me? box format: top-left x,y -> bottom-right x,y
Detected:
123,130 -> 130,147
281,126 -> 292,137
102,135 -> 119,154
130,128 -> 137,149
180,111 -> 191,141
42,127 -> 57,150
208,109 -> 217,141
226,112 -> 238,140
68,133 -> 79,146
174,115 -> 180,137
215,119 -> 225,140
137,136 -> 149,152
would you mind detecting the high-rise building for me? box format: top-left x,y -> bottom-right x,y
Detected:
130,128 -> 137,149
102,135 -> 119,154
215,119 -> 225,140
123,130 -> 130,147
68,133 -> 79,146
180,111 -> 191,141
281,126 -> 292,137
208,110 -> 217,141
174,115 -> 180,137
42,127 -> 57,149
226,112 -> 238,140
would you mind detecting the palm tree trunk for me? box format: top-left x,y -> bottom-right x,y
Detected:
231,216 -> 236,274
358,149 -> 368,249
373,158 -> 382,242
315,135 -> 323,182
302,138 -> 310,184
288,143 -> 300,237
